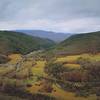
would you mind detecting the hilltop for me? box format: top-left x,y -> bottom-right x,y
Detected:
56,31 -> 100,55
0,31 -> 55,55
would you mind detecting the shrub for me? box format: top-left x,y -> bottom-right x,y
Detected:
45,61 -> 64,79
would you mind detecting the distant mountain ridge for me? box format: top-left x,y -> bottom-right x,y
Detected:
15,30 -> 72,42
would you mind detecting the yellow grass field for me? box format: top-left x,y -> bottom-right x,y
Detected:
27,81 -> 43,94
63,64 -> 81,69
32,61 -> 46,76
1,53 -> 98,100
28,82 -> 97,100
52,84 -> 97,100
8,54 -> 22,64
57,53 -> 100,63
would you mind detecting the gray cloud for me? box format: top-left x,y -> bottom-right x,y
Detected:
0,0 -> 100,33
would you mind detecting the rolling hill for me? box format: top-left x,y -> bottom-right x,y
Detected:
0,31 -> 55,55
56,31 -> 100,55
15,30 -> 71,42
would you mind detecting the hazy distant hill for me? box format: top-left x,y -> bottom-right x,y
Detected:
56,31 -> 100,55
15,30 -> 71,42
0,31 -> 55,55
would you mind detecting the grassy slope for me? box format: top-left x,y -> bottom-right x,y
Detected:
0,31 -> 55,55
56,31 -> 100,54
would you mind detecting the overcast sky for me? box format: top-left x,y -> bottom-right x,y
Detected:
0,0 -> 100,33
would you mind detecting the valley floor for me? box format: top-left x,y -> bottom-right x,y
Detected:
0,53 -> 100,100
